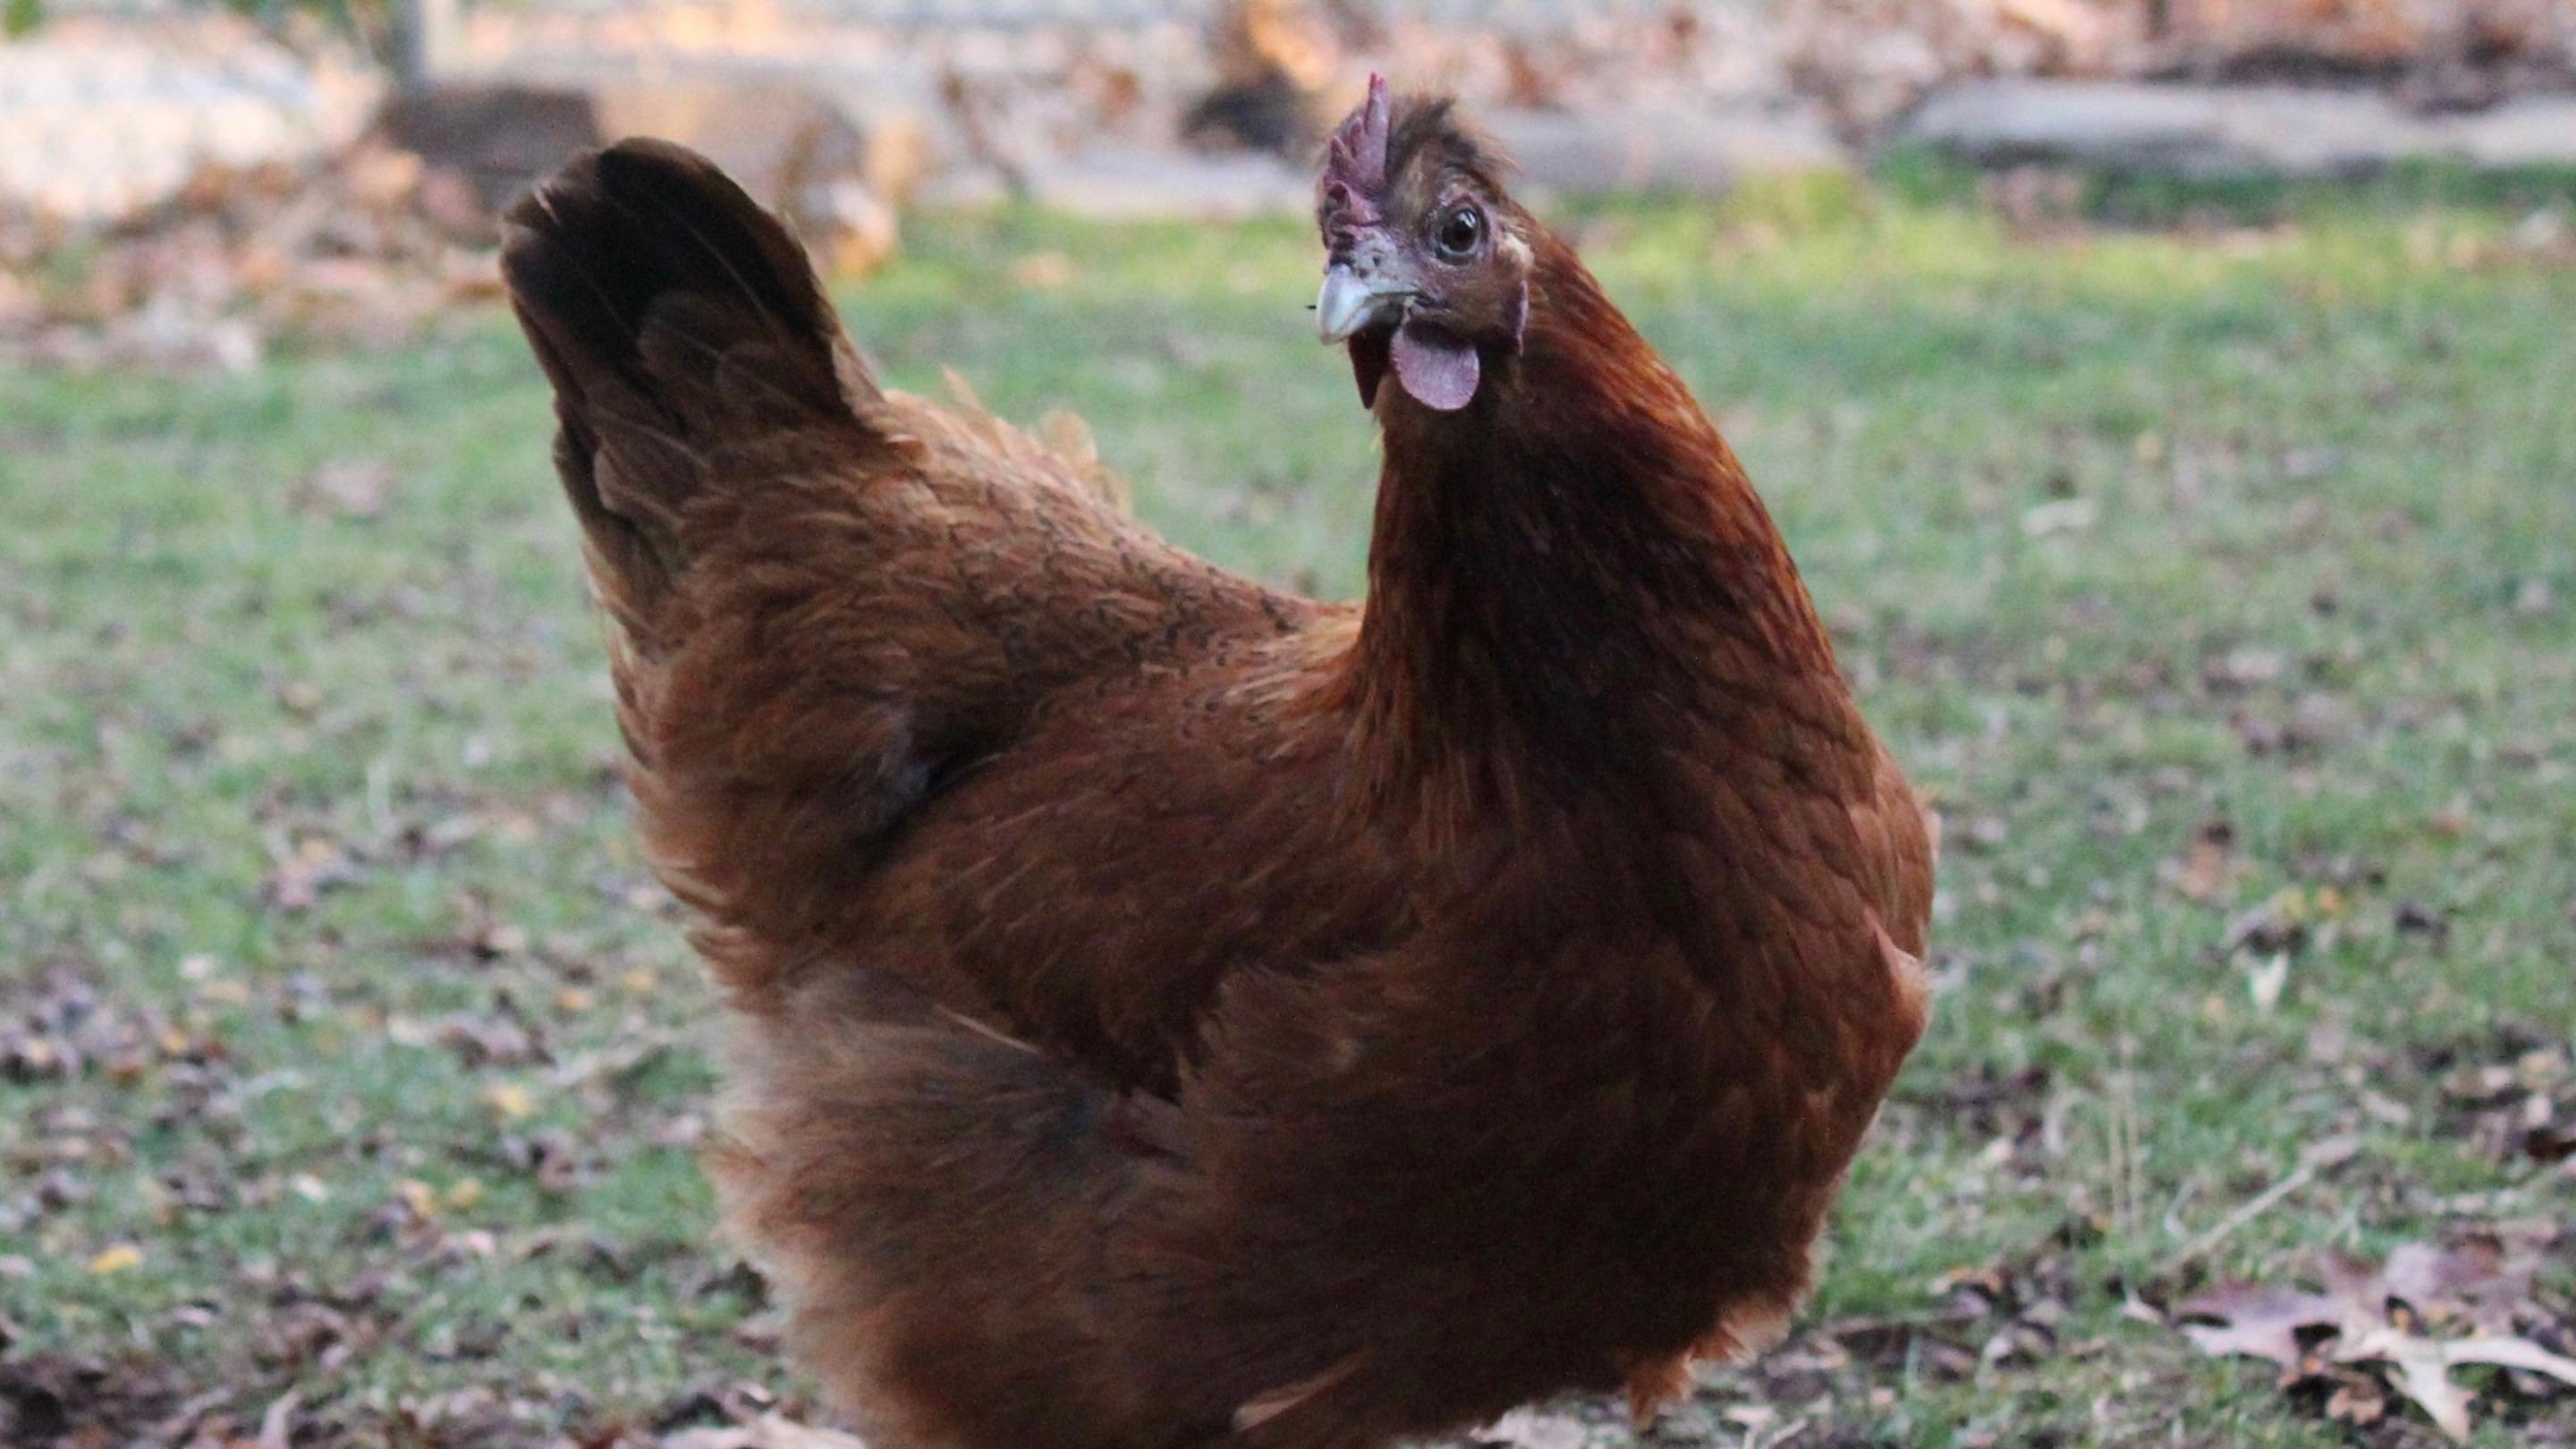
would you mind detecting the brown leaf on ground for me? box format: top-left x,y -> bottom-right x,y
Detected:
259,833 -> 362,912
2174,1284 -> 2344,1369
662,1412 -> 866,1449
2334,1321 -> 2477,1440
2321,1368 -> 2390,1428
1472,1406 -> 1588,1449
2330,1218 -> 2561,1334
2162,818 -> 2245,902
291,457 -> 396,520
0,1354 -> 188,1448
2170,1223 -> 2574,1442
2440,1033 -> 2573,1165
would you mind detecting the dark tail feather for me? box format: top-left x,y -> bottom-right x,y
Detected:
501,138 -> 877,648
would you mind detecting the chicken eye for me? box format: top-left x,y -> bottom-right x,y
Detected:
1433,204 -> 1483,260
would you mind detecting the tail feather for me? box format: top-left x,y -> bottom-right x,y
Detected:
502,137 -> 1296,1011
502,138 -> 877,649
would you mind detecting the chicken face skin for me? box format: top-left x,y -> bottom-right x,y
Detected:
1317,76 -> 1533,411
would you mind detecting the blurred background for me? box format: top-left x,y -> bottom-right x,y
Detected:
4,0 -> 2576,364
2,3 -> 2572,1448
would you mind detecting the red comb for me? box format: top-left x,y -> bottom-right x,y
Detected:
1319,73 -> 1391,256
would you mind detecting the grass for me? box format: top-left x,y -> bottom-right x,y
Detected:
2,169 -> 2572,1446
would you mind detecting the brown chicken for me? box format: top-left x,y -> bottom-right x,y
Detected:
504,77 -> 1932,1449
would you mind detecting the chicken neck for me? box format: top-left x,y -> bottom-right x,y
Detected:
1332,239 -> 1847,828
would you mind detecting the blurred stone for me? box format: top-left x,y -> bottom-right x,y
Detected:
1484,101 -> 1847,196
1900,80 -> 2576,177
2140,0 -> 2565,78
374,77 -> 896,275
1027,149 -> 1310,220
2455,96 -> 2576,167
0,15 -> 377,224
375,82 -> 598,213
1183,0 -> 1342,155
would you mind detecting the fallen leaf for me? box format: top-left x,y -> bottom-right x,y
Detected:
2174,1284 -> 2342,1368
2171,1223 -> 2574,1442
1474,1407 -> 1587,1449
663,1411 -> 866,1448
485,1081 -> 535,1122
2334,1323 -> 2472,1441
2020,496 -> 2096,537
396,1179 -> 438,1218
260,834 -> 360,911
2246,952 -> 2289,1014
257,1387 -> 300,1449
2349,1224 -> 2555,1335
2324,1371 -> 2388,1428
291,458 -> 394,520
1008,250 -> 1078,289
2442,1335 -> 2576,1386
2166,819 -> 2241,902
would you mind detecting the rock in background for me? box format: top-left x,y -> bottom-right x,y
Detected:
0,13 -> 379,223
377,79 -> 902,272
1901,77 -> 2576,177
4,0 -> 2575,369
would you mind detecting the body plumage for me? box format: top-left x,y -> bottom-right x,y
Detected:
504,80 -> 1931,1449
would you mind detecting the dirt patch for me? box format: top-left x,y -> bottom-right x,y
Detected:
0,1354 -> 191,1448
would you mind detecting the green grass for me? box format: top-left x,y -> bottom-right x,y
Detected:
3,172 -> 2572,1446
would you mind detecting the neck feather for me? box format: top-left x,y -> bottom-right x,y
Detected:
1332,238 -> 1843,822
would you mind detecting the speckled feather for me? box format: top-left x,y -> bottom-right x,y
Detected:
504,124 -> 1931,1449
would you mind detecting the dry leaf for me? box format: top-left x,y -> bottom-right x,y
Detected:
291,457 -> 394,519
663,1412 -> 867,1449
2173,1222 -> 2573,1442
257,1387 -> 300,1449
2174,1284 -> 2342,1368
485,1081 -> 535,1122
1008,250 -> 1078,289
2339,1224 -> 2553,1335
2166,820 -> 2239,902
260,833 -> 360,911
1474,1407 -> 1588,1449
2324,1372 -> 2388,1428
2441,1335 -> 2576,1386
2334,1323 -> 2474,1441
2020,496 -> 2096,537
2246,952 -> 2289,1014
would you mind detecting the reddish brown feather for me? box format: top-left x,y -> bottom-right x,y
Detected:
506,116 -> 1931,1449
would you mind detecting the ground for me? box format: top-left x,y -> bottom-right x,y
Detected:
2,165 -> 2572,1447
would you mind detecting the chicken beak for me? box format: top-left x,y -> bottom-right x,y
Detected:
1316,263 -> 1408,343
